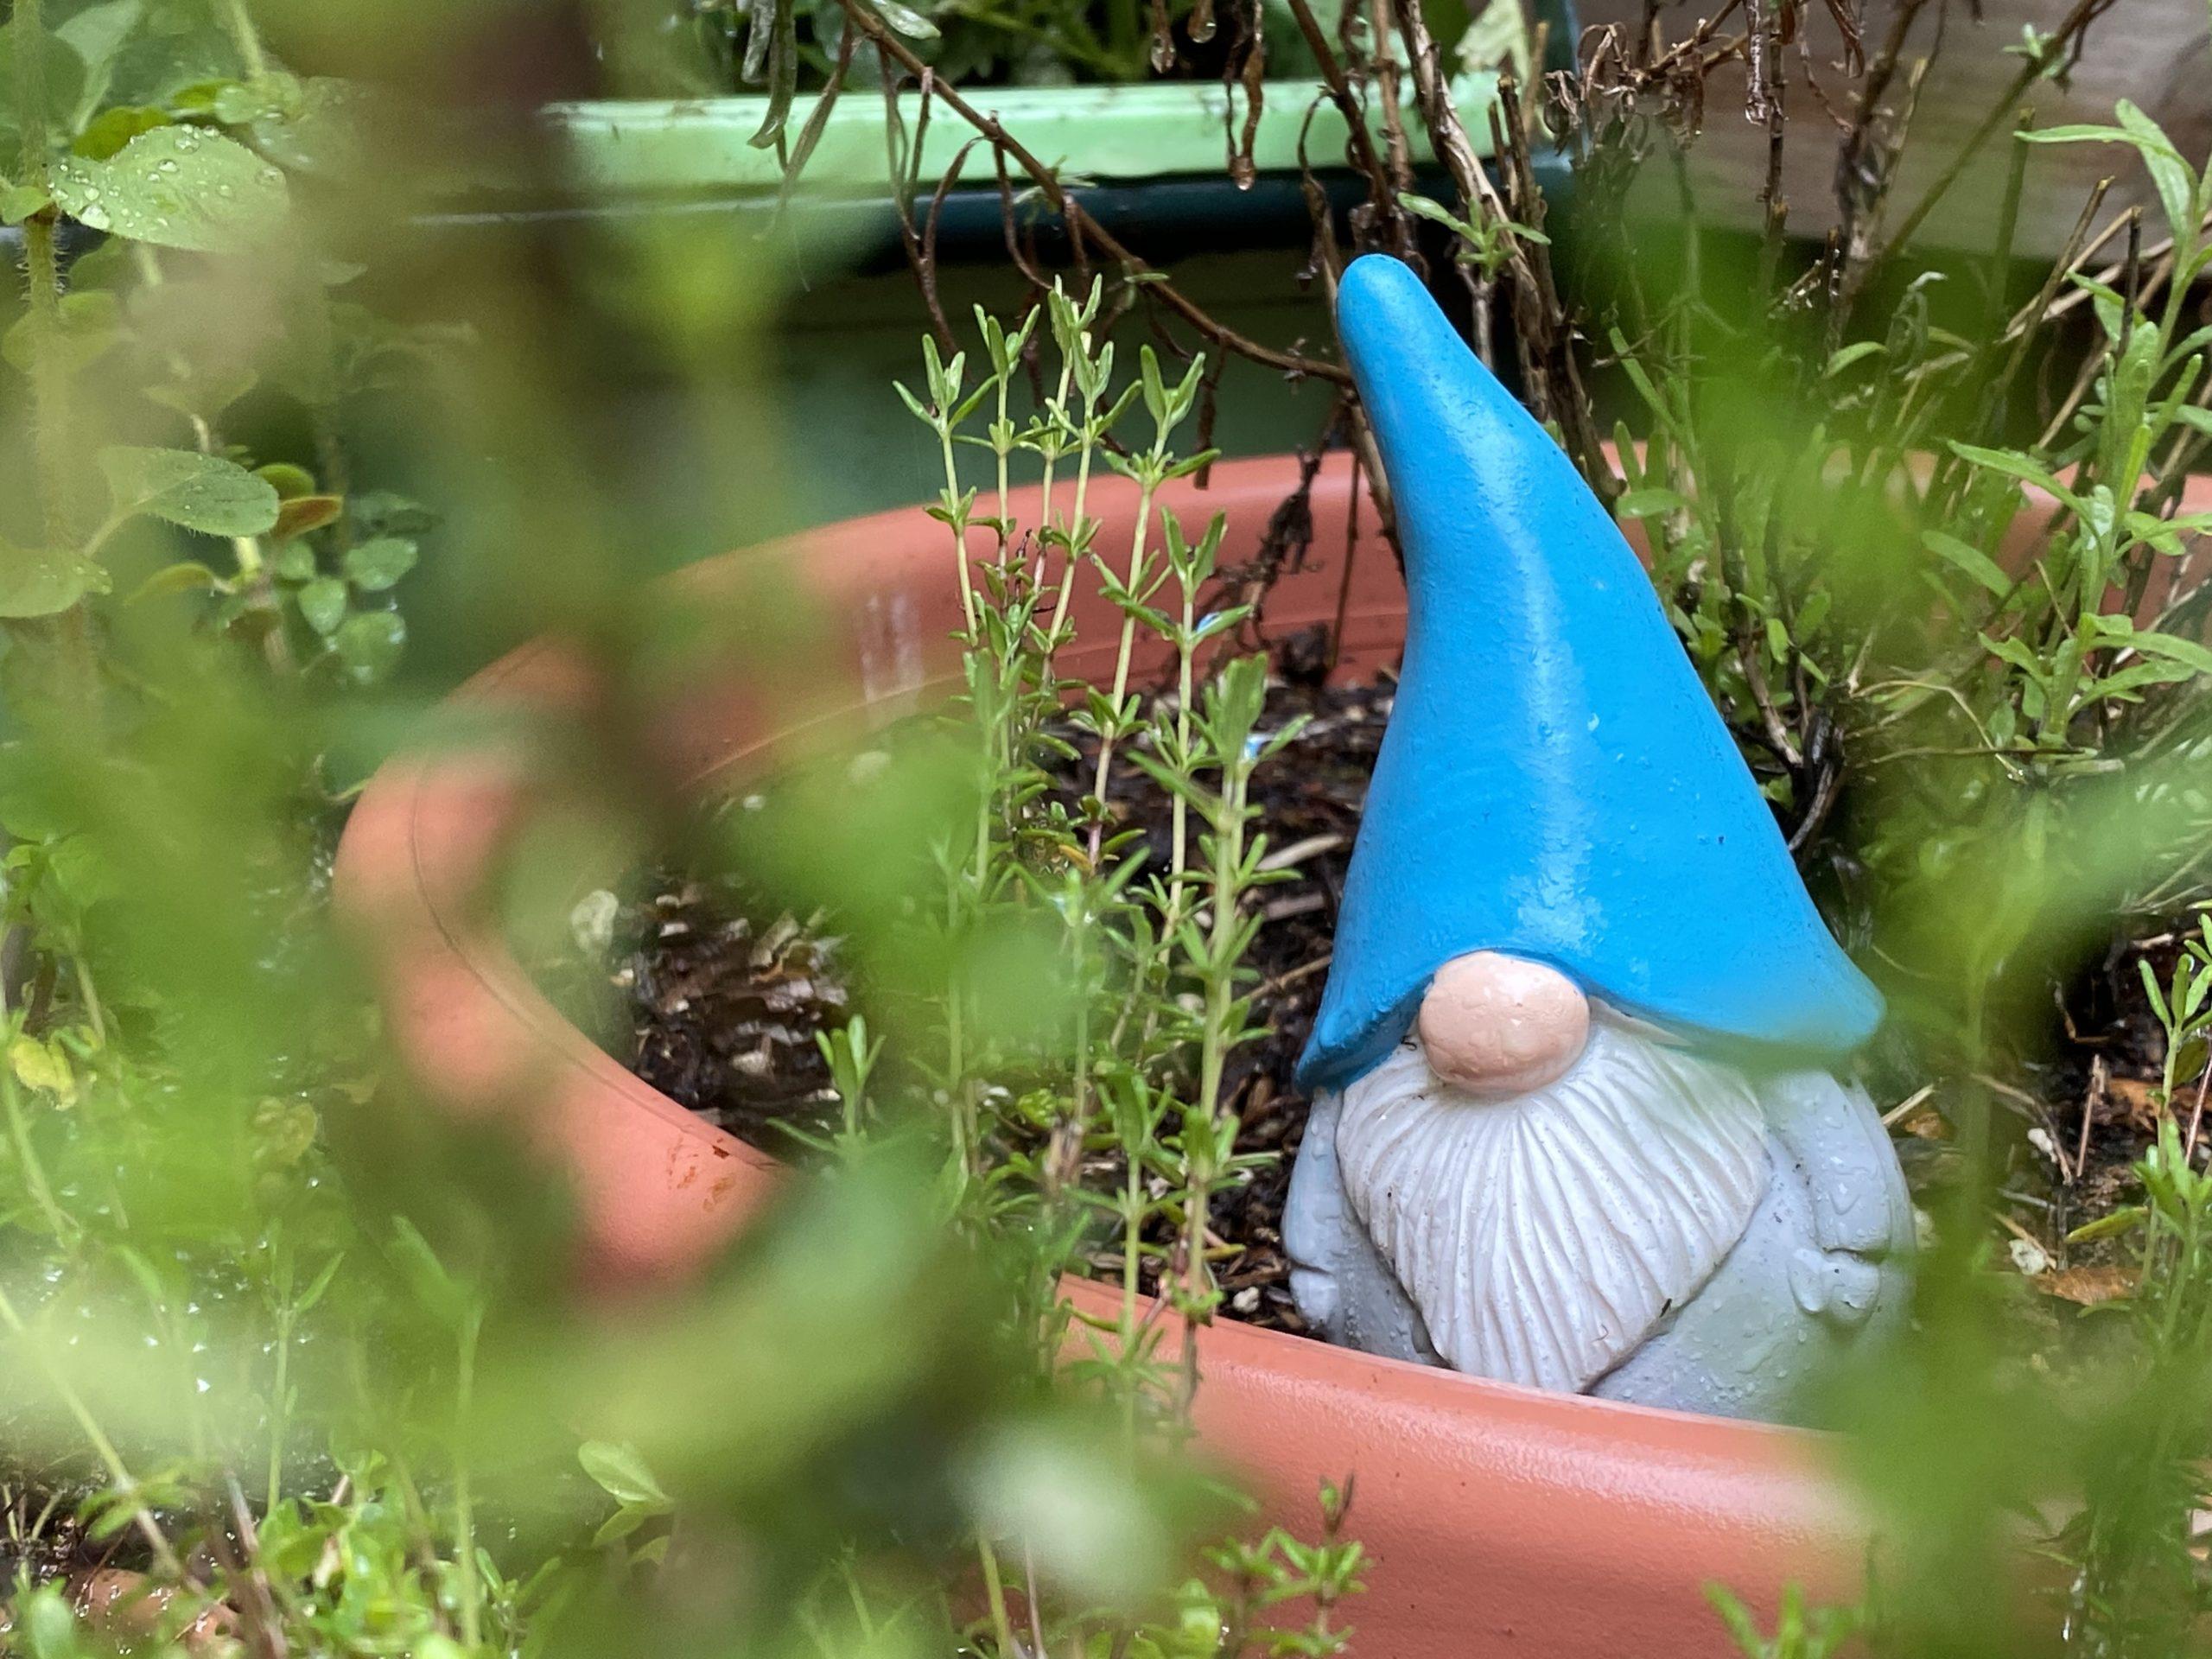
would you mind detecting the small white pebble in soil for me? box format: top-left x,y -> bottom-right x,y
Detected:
847,749 -> 893,786
2008,1236 -> 2052,1277
1230,1287 -> 1260,1315
2026,1125 -> 2060,1163
730,1048 -> 772,1078
569,888 -> 620,957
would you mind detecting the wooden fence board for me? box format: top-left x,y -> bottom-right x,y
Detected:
1569,0 -> 2209,255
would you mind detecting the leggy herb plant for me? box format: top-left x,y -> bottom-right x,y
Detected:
886,282 -> 1361,1650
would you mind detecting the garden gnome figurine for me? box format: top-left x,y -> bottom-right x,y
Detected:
1281,257 -> 1913,1422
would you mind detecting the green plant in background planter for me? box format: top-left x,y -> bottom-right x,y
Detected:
524,0 -> 1548,531
648,0 -> 1366,90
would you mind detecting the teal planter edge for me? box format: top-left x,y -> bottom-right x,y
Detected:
546,76 -> 1501,197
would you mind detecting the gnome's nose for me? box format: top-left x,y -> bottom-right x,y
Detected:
1418,953 -> 1591,1096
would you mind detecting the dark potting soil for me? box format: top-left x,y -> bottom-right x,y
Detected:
538,668 -> 2194,1338
538,667 -> 1387,1333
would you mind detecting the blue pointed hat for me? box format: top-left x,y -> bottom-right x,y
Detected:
1294,257 -> 1881,1096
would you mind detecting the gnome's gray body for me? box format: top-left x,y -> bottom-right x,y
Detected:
1285,1058 -> 1915,1421
1281,255 -> 1916,1424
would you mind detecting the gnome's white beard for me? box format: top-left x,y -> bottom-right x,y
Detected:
1335,1012 -> 1772,1395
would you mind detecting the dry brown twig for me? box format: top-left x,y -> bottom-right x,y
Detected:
838,0 -> 1350,386
1280,0 -> 1409,250
1853,0 -> 2122,308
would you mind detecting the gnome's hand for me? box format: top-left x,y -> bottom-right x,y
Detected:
1417,953 -> 1591,1096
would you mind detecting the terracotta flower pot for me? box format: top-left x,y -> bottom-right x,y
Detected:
336,452 -> 1888,1658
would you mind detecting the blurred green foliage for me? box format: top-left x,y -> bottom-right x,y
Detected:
0,6 -> 1370,1654
0,2 -> 2210,1658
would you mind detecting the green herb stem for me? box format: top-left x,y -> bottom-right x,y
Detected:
453,1303 -> 484,1650
977,1538 -> 1020,1656
1045,387 -> 1101,654
218,0 -> 270,79
3,1073 -> 75,1247
0,1282 -> 188,1580
1084,480 -> 1157,860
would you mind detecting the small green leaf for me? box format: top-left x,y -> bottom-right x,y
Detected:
869,0 -> 941,36
334,610 -> 404,682
273,543 -> 317,582
71,104 -> 168,161
1615,486 -> 1689,518
0,183 -> 51,224
2065,1205 -> 2147,1245
1947,442 -> 2080,511
1923,531 -> 2012,597
2176,1037 -> 2209,1089
99,446 -> 280,537
1824,341 -> 1886,377
592,1504 -> 647,1546
2128,629 -> 2212,676
297,575 -> 347,635
54,0 -> 144,122
126,560 -> 223,603
3,289 -> 121,375
385,1217 -> 469,1325
255,461 -> 318,499
2017,123 -> 2133,146
2113,99 -> 2197,245
296,1253 -> 345,1313
1396,192 -> 1472,237
578,1441 -> 671,1510
51,126 -> 289,254
9,1035 -> 73,1106
342,536 -> 417,592
0,541 -> 108,618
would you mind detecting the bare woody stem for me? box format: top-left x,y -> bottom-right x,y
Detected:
1865,0 -> 2119,277
1279,0 -> 1407,244
833,0 -> 1351,388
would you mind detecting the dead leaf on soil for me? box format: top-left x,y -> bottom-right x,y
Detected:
1897,1103 -> 1952,1140
2107,1075 -> 2165,1132
2037,1265 -> 2140,1306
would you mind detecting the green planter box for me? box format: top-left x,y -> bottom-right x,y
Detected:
549,76 -> 1496,196
455,80 -> 1504,531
